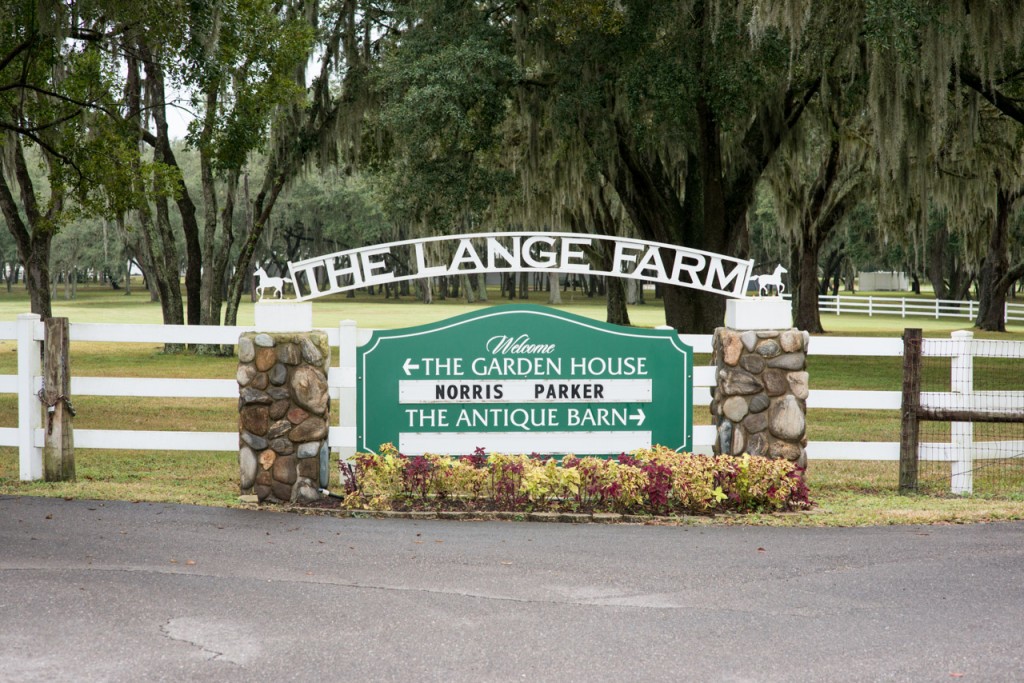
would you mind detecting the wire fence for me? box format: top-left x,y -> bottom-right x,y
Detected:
916,335 -> 1024,497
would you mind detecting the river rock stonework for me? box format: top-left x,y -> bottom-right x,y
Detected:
710,327 -> 809,470
237,331 -> 331,503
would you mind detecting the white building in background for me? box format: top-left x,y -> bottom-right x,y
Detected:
858,271 -> 909,291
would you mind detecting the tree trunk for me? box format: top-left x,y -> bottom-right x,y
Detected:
927,221 -> 949,299
606,276 -> 630,326
819,245 -> 844,295
792,240 -> 824,333
608,117 -> 734,334
0,137 -> 58,319
126,48 -> 184,334
783,133 -> 861,334
144,51 -> 202,326
24,239 -> 53,317
199,160 -> 232,326
547,272 -> 561,304
224,172 -> 286,326
975,184 -> 1017,331
136,202 -> 185,351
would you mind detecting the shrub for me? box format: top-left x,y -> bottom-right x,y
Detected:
339,445 -> 813,515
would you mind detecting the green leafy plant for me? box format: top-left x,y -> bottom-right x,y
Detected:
340,445 -> 813,516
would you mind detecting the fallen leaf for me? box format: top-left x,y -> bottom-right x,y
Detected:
185,560 -> 196,566
45,514 -> 52,520
757,547 -> 766,552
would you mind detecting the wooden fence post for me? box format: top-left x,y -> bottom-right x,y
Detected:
42,317 -> 75,481
899,328 -> 922,493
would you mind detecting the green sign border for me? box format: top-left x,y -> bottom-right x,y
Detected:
356,304 -> 693,456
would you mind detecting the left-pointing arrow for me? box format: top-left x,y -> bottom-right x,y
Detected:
403,358 -> 420,375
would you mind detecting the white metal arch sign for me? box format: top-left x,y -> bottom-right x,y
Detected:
286,231 -> 753,300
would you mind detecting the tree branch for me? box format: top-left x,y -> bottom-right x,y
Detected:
993,260 -> 1024,296
727,75 -> 822,229
0,156 -> 31,255
959,68 -> 1024,125
0,121 -> 81,173
0,36 -> 35,74
0,81 -> 114,116
0,109 -> 84,135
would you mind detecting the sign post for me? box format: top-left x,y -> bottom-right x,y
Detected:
357,305 -> 692,456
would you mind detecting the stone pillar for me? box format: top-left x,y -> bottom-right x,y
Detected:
710,300 -> 808,469
237,331 -> 331,503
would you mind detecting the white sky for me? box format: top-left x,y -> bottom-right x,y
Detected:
164,92 -> 194,141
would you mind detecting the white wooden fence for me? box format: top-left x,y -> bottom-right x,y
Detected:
812,294 -> 1024,323
2,314 -> 1017,488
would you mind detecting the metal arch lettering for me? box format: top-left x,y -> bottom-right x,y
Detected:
286,232 -> 754,301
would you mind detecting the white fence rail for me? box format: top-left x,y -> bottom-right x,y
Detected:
2,315 -> 1019,486
810,294 -> 1024,323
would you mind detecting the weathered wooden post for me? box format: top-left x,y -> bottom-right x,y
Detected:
42,317 -> 75,481
899,328 -> 922,493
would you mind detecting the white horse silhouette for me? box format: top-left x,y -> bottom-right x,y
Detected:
254,265 -> 293,300
749,264 -> 787,296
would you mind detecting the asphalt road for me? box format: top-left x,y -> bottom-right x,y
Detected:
1,495 -> 1022,682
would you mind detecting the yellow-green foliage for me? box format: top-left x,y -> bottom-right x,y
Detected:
341,444 -> 812,515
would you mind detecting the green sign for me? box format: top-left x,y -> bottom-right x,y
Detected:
357,305 -> 693,456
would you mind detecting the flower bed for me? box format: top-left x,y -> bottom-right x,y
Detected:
337,444 -> 812,516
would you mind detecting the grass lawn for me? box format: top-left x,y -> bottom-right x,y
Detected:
1,283 -> 1023,525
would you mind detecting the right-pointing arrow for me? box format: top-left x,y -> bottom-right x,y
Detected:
630,408 -> 646,426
